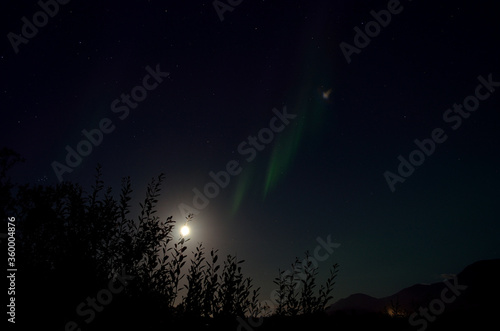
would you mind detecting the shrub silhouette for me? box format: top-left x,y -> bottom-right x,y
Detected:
2,156 -> 340,329
1,158 -> 266,328
273,252 -> 339,317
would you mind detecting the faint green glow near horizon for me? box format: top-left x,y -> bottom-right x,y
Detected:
263,116 -> 304,198
230,89 -> 331,215
231,166 -> 252,215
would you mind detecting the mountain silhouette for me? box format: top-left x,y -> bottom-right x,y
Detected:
326,259 -> 500,316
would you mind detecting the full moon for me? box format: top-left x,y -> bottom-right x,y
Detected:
180,225 -> 190,236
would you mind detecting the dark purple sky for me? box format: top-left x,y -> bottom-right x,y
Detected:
1,0 -> 499,303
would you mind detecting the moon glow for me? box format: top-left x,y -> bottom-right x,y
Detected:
180,225 -> 190,236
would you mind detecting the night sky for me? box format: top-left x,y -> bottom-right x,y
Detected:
1,0 -> 499,304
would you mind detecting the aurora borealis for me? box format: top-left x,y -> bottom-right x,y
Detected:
1,0 -> 499,311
